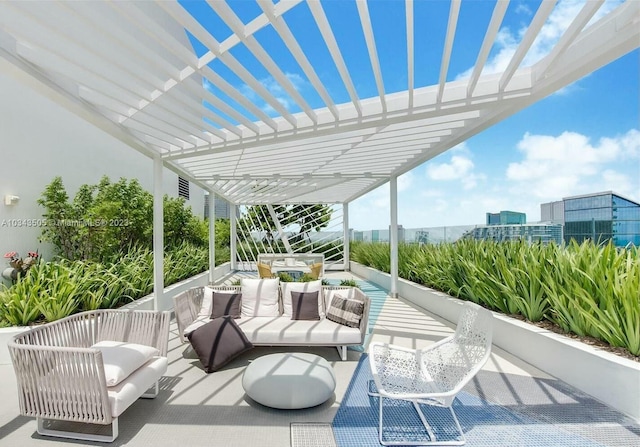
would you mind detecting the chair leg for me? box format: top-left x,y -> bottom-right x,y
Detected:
374,395 -> 466,446
337,346 -> 347,361
141,381 -> 160,398
37,417 -> 118,443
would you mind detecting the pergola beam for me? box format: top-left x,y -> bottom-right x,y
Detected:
208,0 -> 318,124
437,0 -> 461,103
356,0 -> 386,112
307,0 -> 363,116
468,0 -> 509,98
499,0 -> 557,92
406,0 -> 414,109
257,0 -> 339,121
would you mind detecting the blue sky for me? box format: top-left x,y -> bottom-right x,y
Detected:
183,0 -> 639,230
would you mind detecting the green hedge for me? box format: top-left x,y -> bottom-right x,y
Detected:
350,239 -> 640,356
0,242 -> 226,327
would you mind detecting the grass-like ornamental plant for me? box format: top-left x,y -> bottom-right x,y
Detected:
350,239 -> 640,356
0,242 -> 210,326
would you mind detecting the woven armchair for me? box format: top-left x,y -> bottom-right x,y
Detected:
369,302 -> 493,445
309,262 -> 323,279
257,262 -> 275,278
8,309 -> 171,442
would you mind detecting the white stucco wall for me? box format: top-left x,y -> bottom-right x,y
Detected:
0,70 -> 205,266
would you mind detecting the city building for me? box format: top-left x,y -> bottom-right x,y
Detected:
562,192 -> 640,247
486,211 -> 526,225
540,200 -> 565,224
465,223 -> 563,245
541,191 -> 640,247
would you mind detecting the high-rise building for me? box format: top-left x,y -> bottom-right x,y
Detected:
486,211 -> 526,225
465,223 -> 563,244
562,191 -> 640,246
540,200 -> 564,224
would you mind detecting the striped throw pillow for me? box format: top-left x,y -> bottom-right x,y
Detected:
326,294 -> 364,328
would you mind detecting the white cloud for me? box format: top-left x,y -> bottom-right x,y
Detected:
427,155 -> 474,180
425,153 -> 486,190
239,73 -> 307,114
506,128 -> 640,201
456,0 -> 624,80
352,172 -> 414,215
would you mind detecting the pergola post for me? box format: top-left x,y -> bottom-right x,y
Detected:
230,204 -> 237,270
152,155 -> 164,311
389,175 -> 398,298
208,191 -> 216,284
343,203 -> 350,271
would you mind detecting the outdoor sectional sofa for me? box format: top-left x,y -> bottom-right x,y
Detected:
174,278 -> 370,362
8,309 -> 171,443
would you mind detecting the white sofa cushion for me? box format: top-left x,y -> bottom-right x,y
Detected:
236,316 -> 362,345
197,286 -> 216,318
281,280 -> 323,318
92,341 -> 159,386
241,278 -> 280,317
108,356 -> 167,417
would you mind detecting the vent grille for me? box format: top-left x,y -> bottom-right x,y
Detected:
178,177 -> 189,200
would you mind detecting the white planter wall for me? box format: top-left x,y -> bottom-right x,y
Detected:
350,261 -> 640,422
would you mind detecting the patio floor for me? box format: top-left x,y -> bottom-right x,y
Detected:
0,271 -> 638,447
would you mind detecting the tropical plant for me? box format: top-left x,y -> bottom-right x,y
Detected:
38,176 -> 212,263
351,239 -> 640,356
339,279 -> 359,288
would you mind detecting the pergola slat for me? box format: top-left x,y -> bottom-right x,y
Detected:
0,0 -> 635,205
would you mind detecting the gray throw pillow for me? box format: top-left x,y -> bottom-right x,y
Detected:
291,291 -> 320,320
211,292 -> 242,319
187,316 -> 253,373
326,295 -> 364,328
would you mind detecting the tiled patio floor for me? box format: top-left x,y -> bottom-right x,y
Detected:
0,271 -> 637,446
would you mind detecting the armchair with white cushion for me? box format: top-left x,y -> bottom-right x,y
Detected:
8,309 -> 170,443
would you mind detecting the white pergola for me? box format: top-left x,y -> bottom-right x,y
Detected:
1,0 -> 638,305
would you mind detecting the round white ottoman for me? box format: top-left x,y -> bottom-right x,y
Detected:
242,353 -> 336,409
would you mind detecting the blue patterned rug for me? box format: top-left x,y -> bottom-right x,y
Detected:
332,355 -> 606,447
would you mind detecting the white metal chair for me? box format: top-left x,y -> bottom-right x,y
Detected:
368,301 -> 493,446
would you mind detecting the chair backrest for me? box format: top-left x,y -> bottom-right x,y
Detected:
421,302 -> 493,395
309,262 -> 323,279
257,262 -> 273,278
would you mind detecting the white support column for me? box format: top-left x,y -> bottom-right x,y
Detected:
208,192 -> 216,284
343,203 -> 350,271
152,156 -> 164,311
230,204 -> 237,270
389,176 -> 398,298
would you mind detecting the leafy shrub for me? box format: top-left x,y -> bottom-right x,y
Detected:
38,176 -> 211,262
351,239 -> 640,356
339,279 -> 359,288
0,243 -> 210,326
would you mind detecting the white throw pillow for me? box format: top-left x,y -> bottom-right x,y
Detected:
282,280 -> 323,318
241,278 -> 280,317
197,286 -> 216,318
92,341 -> 159,387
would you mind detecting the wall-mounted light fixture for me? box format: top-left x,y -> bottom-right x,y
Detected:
4,195 -> 19,206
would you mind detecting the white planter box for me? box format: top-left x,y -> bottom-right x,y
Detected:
1,263 -> 232,365
350,261 -> 640,422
